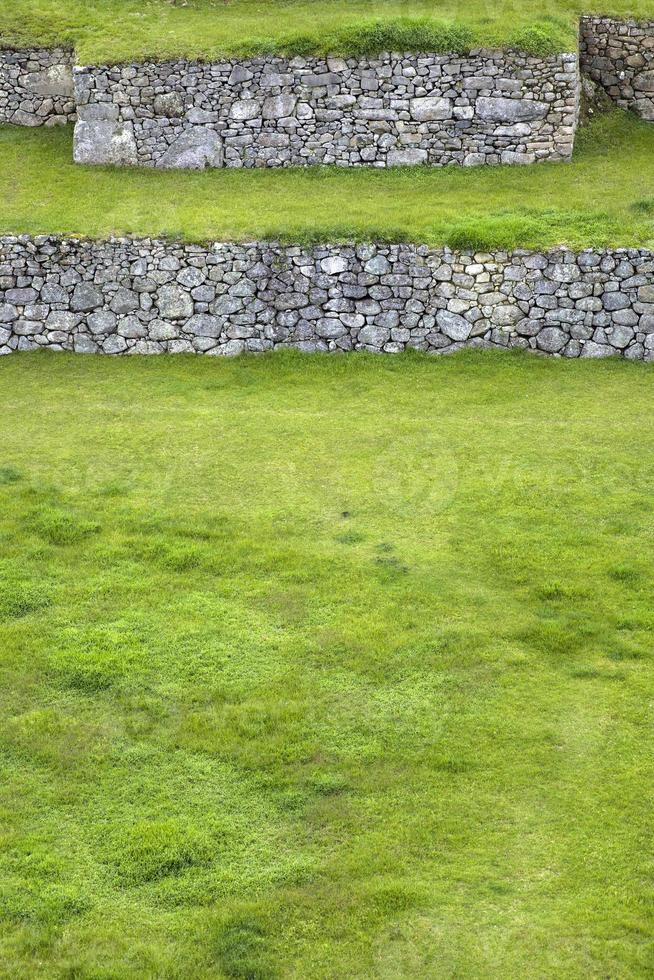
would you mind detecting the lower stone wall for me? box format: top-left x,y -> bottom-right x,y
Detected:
580,16 -> 654,121
0,48 -> 75,126
1,237 -> 653,359
71,51 -> 579,168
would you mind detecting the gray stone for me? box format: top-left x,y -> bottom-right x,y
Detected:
364,255 -> 391,275
23,64 -> 74,97
387,149 -> 428,166
436,310 -> 471,341
581,340 -> 615,358
358,324 -> 390,347
231,100 -> 260,121
154,92 -> 185,117
73,121 -> 138,166
409,97 -> 452,121
475,97 -> 548,122
71,282 -> 103,312
536,327 -> 567,352
262,95 -> 297,119
87,311 -> 116,334
184,313 -> 221,337
0,303 -> 18,322
110,288 -> 139,314
117,315 -> 147,338
157,283 -> 193,319
159,127 -> 223,170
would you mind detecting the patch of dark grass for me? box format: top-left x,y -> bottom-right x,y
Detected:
25,507 -> 101,546
214,914 -> 278,980
0,465 -> 22,484
106,820 -> 215,886
0,574 -> 51,622
608,565 -> 644,586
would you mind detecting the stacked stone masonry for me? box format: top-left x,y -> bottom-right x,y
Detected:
71,52 -> 579,168
0,48 -> 75,126
580,16 -> 654,121
1,236 -> 653,360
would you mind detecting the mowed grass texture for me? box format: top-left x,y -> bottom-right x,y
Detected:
2,0 -> 654,61
0,350 -> 653,977
2,112 -> 654,250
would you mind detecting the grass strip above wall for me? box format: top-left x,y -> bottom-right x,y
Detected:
2,0 -> 654,62
1,112 -> 654,250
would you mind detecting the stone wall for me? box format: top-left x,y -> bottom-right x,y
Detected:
71,51 -> 579,168
580,16 -> 654,121
0,48 -> 75,126
1,236 -> 653,359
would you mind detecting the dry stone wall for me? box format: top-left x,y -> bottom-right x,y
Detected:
1,236 -> 653,360
71,52 -> 579,168
0,48 -> 75,126
580,17 -> 654,121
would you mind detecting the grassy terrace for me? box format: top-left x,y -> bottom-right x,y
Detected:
1,351 -> 654,977
2,0 -> 654,62
2,112 -> 654,250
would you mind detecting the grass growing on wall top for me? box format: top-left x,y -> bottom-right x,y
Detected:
2,0 -> 654,62
1,112 -> 654,250
0,349 -> 653,976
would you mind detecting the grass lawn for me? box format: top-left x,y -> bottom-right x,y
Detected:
2,112 -> 654,250
2,0 -> 654,61
0,350 -> 653,977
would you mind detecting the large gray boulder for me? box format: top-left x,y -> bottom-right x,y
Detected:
23,64 -> 74,97
409,97 -> 452,121
476,97 -> 548,123
158,127 -> 223,169
73,121 -> 138,166
157,284 -> 193,319
436,310 -> 471,341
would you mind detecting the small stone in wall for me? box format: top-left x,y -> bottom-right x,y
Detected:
153,92 -> 185,117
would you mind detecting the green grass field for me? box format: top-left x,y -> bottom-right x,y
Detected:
2,0 -> 654,61
2,112 -> 654,250
1,350 -> 653,977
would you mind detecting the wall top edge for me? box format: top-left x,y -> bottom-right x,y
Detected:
0,234 -> 652,259
0,46 -> 578,68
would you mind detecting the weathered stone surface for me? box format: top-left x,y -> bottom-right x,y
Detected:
73,120 -> 138,165
262,94 -> 297,119
70,282 -> 103,312
158,127 -> 223,169
436,310 -> 471,341
1,237 -> 652,362
475,97 -> 548,122
24,63 -> 74,97
387,149 -> 428,166
231,99 -> 261,121
154,92 -> 185,117
157,283 -> 193,319
536,327 -> 567,352
409,97 -> 452,121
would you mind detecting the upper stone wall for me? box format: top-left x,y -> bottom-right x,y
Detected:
580,16 -> 654,121
0,48 -> 75,126
72,51 -> 579,169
